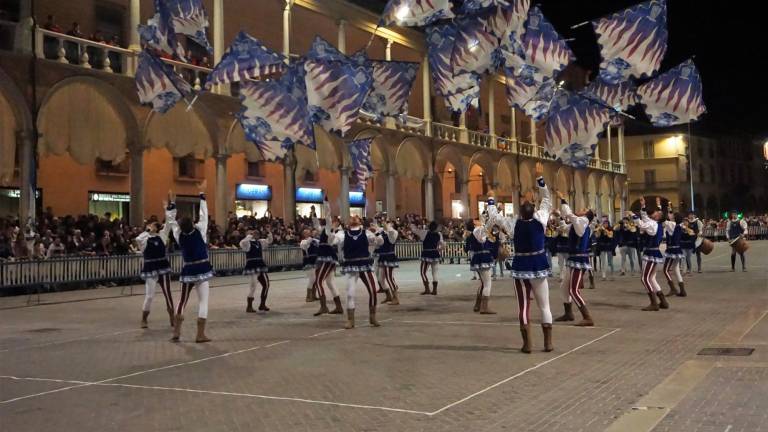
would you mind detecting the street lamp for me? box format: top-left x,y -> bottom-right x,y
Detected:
680,134 -> 695,212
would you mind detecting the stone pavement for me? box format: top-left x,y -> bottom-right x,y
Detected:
0,242 -> 766,432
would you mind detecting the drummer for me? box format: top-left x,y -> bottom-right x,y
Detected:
687,212 -> 704,273
726,211 -> 748,272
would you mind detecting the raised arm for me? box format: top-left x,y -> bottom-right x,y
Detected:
259,232 -> 274,248
486,201 -> 516,237
367,230 -> 384,248
385,223 -> 399,243
534,177 -> 552,227
135,231 -> 151,253
323,200 -> 333,236
239,233 -> 253,251
559,196 -> 588,237
409,224 -> 428,241
663,219 -> 677,235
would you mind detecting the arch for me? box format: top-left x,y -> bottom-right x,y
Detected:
315,126 -> 345,171
518,159 -> 535,193
395,137 -> 429,180
0,68 -> 32,184
38,76 -> 139,164
435,144 -> 465,179
224,120 -> 263,162
496,155 -> 517,190
143,100 -> 216,158
468,150 -> 497,185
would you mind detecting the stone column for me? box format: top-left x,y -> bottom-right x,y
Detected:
339,166 -> 351,220
129,147 -> 145,227
424,175 -> 435,220
129,0 -> 141,50
460,178 -> 470,219
422,53 -> 432,136
213,0 -> 224,63
283,153 -> 296,223
606,124 -> 613,164
595,192 -> 602,217
618,124 -> 626,171
17,130 -> 35,224
337,20 -> 346,54
14,0 -> 33,54
459,113 -> 468,143
488,78 -> 496,137
283,0 -> 292,61
530,118 -> 537,145
386,171 -> 397,217
215,154 -> 229,226
385,39 -> 393,61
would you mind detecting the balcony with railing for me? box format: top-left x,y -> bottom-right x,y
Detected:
23,26 -> 625,175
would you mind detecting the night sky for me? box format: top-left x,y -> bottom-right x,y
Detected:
354,1 -> 767,140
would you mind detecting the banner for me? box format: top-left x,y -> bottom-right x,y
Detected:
348,137 -> 375,190
380,0 -> 455,27
638,59 -> 706,127
426,24 -> 481,113
135,50 -> 192,114
205,31 -> 286,90
582,79 -> 639,112
544,90 -> 612,168
362,60 -> 420,121
505,6 -> 573,83
166,0 -> 212,52
138,0 -> 186,60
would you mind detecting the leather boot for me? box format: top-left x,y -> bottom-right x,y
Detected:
431,281 -> 438,295
310,288 -> 318,301
246,297 -> 256,313
420,282 -> 431,295
554,303 -> 575,322
666,280 -> 679,296
167,308 -> 175,327
473,293 -> 482,313
677,282 -> 687,297
171,314 -> 183,342
141,311 -> 150,329
195,318 -> 211,343
642,292 -> 659,311
258,299 -> 270,312
377,282 -> 385,293
330,296 -> 344,314
589,273 -> 596,289
345,308 -> 355,329
305,289 -> 313,302
575,305 -> 594,327
369,306 -> 380,327
479,296 -> 497,314
542,324 -> 554,352
313,297 -> 329,316
657,291 -> 670,309
520,324 -> 532,354
382,290 -> 393,304
389,290 -> 400,306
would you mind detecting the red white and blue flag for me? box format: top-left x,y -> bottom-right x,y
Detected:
593,0 -> 668,85
582,79 -> 639,113
135,49 -> 192,114
362,60 -> 420,122
638,59 -> 706,127
544,90 -> 612,168
205,31 -> 286,90
380,0 -> 455,27
505,6 -> 573,84
426,24 -> 481,113
138,0 -> 186,60
348,137 -> 375,190
166,0 -> 212,53
504,68 -> 555,122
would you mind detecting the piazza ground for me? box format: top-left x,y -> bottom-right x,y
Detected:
0,242 -> 766,432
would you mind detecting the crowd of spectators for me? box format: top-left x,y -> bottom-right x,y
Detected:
1,208 -> 767,262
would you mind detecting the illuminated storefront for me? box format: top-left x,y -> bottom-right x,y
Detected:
0,188 -> 42,218
349,191 -> 366,217
296,187 -> 324,218
234,184 -> 272,217
88,191 -> 130,220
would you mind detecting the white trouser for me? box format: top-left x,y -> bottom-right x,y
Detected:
178,280 -> 210,319
478,268 -> 492,296
663,258 -> 683,283
345,271 -> 376,310
305,268 -> 316,291
556,253 -> 568,279
376,266 -> 387,290
600,251 -> 614,278
515,277 -> 552,325
142,277 -> 157,312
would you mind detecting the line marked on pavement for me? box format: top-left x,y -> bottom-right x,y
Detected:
712,306 -> 768,345
0,328 -> 142,353
427,328 -> 621,416
394,319 -> 618,331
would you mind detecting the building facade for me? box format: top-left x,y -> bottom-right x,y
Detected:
624,133 -> 767,218
0,0 -> 627,226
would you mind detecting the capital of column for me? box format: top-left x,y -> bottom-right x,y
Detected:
339,165 -> 351,175
284,0 -> 293,10
215,153 -> 230,162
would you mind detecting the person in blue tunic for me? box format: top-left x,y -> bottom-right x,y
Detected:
631,196 -> 671,311
331,214 -> 384,329
410,221 -> 444,295
488,162 -> 554,353
374,221 -> 401,306
466,214 -> 496,314
239,227 -> 274,313
135,199 -> 175,329
662,211 -> 686,297
555,192 -> 596,327
554,217 -> 570,281
313,200 -> 343,316
726,211 -> 748,272
168,181 -> 213,343
596,219 -> 616,281
686,212 -> 704,273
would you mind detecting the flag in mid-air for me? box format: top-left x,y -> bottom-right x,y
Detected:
205,31 -> 286,90
593,0 -> 668,85
348,137 -> 375,190
380,0 -> 455,27
544,90 -> 612,168
138,0 -> 186,60
166,0 -> 212,53
504,68 -> 556,122
426,24 -> 481,113
582,79 -> 639,113
135,49 -> 192,114
638,59 -> 706,127
362,60 -> 420,121
505,6 -> 573,84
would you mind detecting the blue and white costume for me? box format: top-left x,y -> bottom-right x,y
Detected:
240,231 -> 274,312
374,223 -> 401,304
411,224 -> 444,293
332,225 -> 384,316
662,219 -> 684,288
136,216 -> 174,326
313,202 -> 341,308
169,194 -> 212,322
300,231 -> 320,301
559,201 -> 593,312
489,176 -> 554,326
633,206 -> 666,299
726,217 -> 748,271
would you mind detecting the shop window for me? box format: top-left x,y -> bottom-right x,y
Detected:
96,157 -> 129,176
176,155 -> 204,180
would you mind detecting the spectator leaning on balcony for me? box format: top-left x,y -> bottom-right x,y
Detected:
43,15 -> 62,32
169,181 -> 213,343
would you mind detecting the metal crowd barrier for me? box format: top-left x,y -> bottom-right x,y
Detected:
0,242 -> 480,291
701,226 -> 767,240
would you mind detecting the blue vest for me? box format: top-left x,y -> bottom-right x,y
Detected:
666,225 -> 683,255
567,225 -> 591,265
512,219 -> 549,277
556,234 -> 570,253
728,220 -> 744,239
317,230 -> 337,259
180,229 -> 209,263
303,239 -> 318,266
643,222 -> 664,259
246,240 -> 263,261
342,229 -> 371,266
468,234 -> 493,268
421,231 -> 441,259
377,232 -> 397,263
143,236 -> 167,261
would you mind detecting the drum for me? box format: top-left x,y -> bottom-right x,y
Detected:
694,236 -> 704,249
732,237 -> 749,254
699,238 -> 715,255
